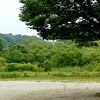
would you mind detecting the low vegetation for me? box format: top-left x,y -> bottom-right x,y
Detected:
0,71 -> 100,82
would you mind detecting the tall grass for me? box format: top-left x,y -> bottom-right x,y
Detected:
0,71 -> 100,82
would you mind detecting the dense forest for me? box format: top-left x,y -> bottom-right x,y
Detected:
0,33 -> 100,72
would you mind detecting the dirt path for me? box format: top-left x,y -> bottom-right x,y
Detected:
0,81 -> 100,100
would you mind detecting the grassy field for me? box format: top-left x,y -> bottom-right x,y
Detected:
0,71 -> 100,82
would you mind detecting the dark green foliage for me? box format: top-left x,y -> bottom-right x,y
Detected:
0,38 -> 3,51
19,0 -> 100,45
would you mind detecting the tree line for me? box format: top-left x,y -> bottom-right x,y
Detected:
0,37 -> 100,72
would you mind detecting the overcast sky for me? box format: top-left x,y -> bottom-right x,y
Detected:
0,0 -> 38,36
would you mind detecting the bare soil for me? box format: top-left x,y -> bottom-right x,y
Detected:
0,81 -> 100,100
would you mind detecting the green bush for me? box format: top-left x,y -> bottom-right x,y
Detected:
93,63 -> 100,72
0,57 -> 7,72
48,43 -> 83,68
5,63 -> 44,72
42,60 -> 51,71
81,47 -> 100,65
0,66 -> 5,72
0,57 -> 6,66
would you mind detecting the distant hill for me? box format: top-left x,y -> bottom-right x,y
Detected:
0,33 -> 43,48
0,33 -> 68,48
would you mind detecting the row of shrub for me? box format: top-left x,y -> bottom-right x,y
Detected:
0,60 -> 100,72
0,61 -> 44,72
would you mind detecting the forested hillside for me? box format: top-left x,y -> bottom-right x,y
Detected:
0,33 -> 43,48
